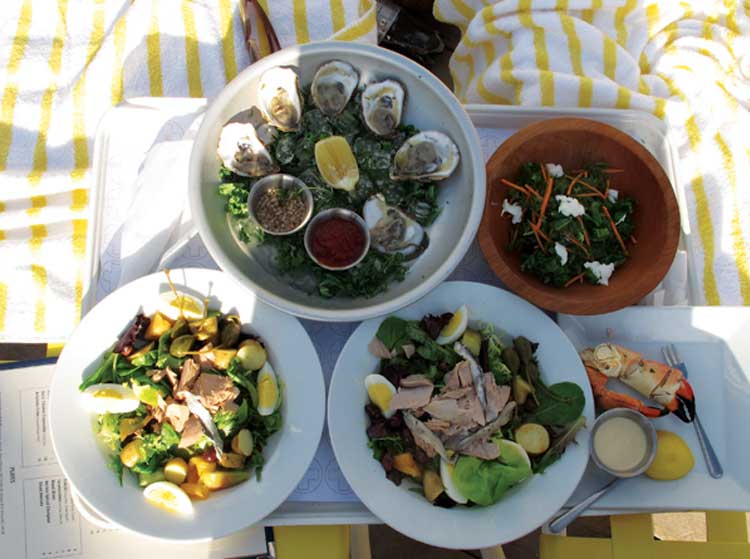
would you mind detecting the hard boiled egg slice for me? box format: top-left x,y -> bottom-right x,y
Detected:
159,291 -> 205,321
257,361 -> 280,416
439,458 -> 468,505
81,383 -> 140,414
435,305 -> 469,345
364,374 -> 396,419
143,481 -> 194,515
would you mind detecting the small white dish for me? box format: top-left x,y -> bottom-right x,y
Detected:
559,306 -> 750,512
49,268 -> 325,542
327,281 -> 595,549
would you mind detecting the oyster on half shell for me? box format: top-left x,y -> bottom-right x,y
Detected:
390,130 -> 459,182
258,66 -> 303,132
361,79 -> 405,137
311,60 -> 359,117
217,121 -> 279,178
363,194 -> 428,259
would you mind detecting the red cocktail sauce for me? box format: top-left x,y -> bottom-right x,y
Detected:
309,217 -> 366,268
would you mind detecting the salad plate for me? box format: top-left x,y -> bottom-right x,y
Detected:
49,268 -> 325,541
328,281 -> 595,549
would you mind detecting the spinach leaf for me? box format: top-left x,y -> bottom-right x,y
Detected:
213,399 -> 250,438
534,416 -> 586,473
79,351 -> 116,390
226,358 -> 259,408
375,317 -> 410,350
367,436 -> 405,461
527,382 -> 585,426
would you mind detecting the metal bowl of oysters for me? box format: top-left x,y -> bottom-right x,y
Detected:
189,41 -> 484,321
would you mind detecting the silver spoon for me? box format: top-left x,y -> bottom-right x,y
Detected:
548,408 -> 658,534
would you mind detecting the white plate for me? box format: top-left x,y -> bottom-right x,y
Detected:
189,41 -> 485,322
49,268 -> 325,541
327,281 -> 595,549
559,307 -> 750,511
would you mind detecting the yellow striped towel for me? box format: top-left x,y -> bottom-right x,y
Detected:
0,0 -> 375,344
435,0 -> 750,306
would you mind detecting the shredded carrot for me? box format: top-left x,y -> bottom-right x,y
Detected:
577,179 -> 606,198
602,206 -> 629,255
565,172 -> 584,195
566,233 -> 591,257
564,272 -> 586,287
540,162 -> 548,183
630,234 -> 638,245
531,227 -> 547,252
604,168 -> 624,173
573,192 -> 603,198
604,178 -> 611,198
536,177 -> 554,229
577,216 -> 590,246
500,178 -> 530,198
525,184 -> 542,199
531,222 -> 551,242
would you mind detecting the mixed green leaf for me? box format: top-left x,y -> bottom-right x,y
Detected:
217,87 -> 441,299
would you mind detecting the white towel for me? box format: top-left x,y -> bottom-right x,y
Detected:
435,0 -> 750,306
0,0 -> 376,344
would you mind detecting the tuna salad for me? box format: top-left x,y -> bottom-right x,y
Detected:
363,305 -> 585,507
79,275 -> 282,515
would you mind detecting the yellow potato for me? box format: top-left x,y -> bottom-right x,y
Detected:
164,457 -> 188,485
181,482 -> 211,501
232,429 -> 254,457
515,423 -> 550,456
393,452 -> 422,479
200,470 -> 251,490
218,453 -> 246,469
120,439 -> 144,468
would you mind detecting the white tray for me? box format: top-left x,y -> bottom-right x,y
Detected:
86,98 -> 697,526
558,307 -> 750,512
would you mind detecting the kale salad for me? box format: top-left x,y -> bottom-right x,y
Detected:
216,61 -> 459,299
363,306 -> 586,507
501,162 -> 636,287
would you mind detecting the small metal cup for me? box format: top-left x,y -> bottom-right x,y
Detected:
247,174 -> 314,236
304,208 -> 371,271
590,408 -> 658,477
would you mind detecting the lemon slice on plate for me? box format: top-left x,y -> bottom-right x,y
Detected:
315,135 -> 359,191
143,481 -> 194,515
160,292 -> 205,320
436,305 -> 469,345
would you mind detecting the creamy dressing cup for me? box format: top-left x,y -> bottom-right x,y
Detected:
548,408 -> 657,534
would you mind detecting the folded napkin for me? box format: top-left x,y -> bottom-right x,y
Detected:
0,0 -> 375,343
435,0 -> 750,306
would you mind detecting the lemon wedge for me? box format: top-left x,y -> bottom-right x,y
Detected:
436,305 -> 469,345
645,431 -> 694,480
314,136 -> 359,191
143,481 -> 194,515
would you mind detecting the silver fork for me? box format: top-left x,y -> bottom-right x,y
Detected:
662,344 -> 723,478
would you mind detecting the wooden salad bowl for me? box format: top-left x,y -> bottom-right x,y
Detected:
478,118 -> 681,315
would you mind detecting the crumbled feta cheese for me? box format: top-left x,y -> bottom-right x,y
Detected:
545,163 -> 564,178
555,195 -> 586,217
554,243 -> 568,266
501,199 -> 523,224
607,189 -> 619,203
616,214 -> 626,225
584,261 -> 615,286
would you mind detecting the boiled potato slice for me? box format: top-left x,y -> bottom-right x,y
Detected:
515,423 -> 550,455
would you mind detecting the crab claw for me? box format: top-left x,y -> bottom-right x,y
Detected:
672,381 -> 696,423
